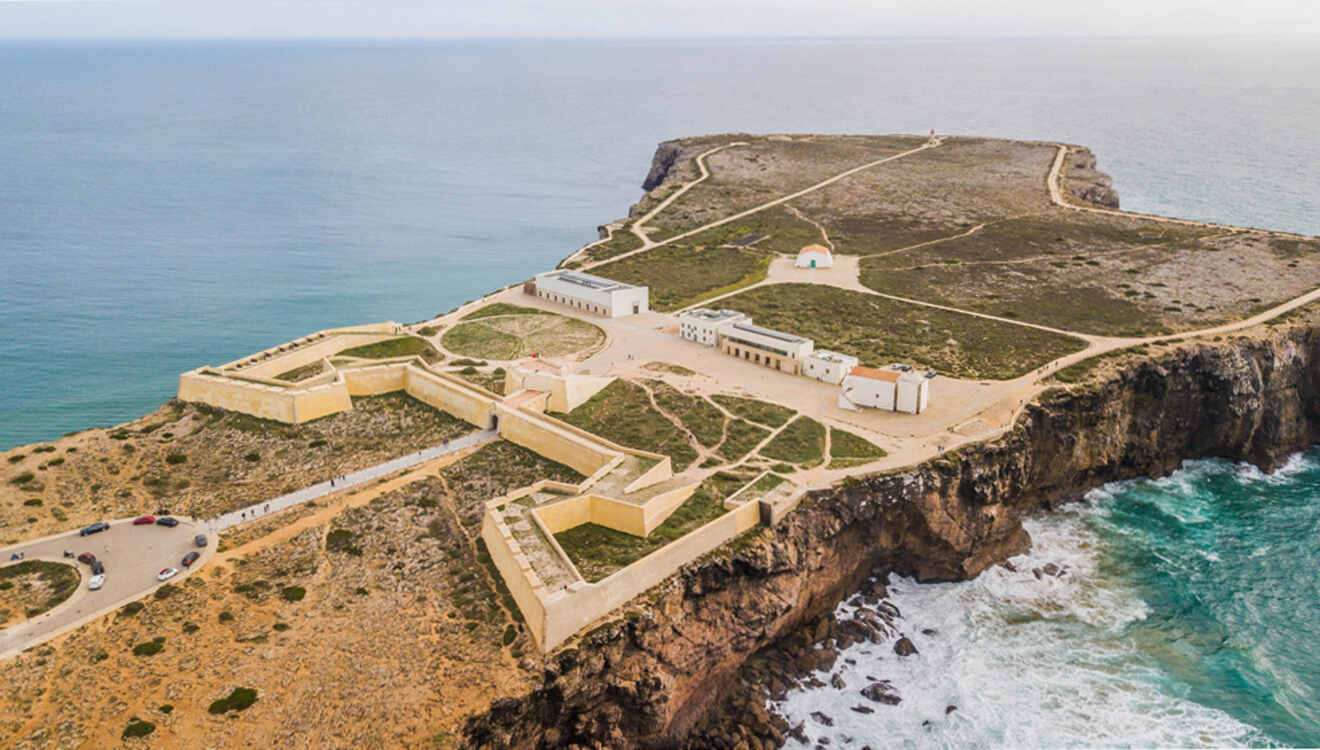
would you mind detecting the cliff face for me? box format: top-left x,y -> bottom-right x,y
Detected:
1066,147 -> 1121,209
465,328 -> 1320,749
641,142 -> 684,192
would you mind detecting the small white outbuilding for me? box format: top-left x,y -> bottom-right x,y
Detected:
838,366 -> 931,414
796,244 -> 833,269
803,350 -> 859,385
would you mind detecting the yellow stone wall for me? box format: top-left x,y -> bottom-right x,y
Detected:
178,372 -> 298,423
537,500 -> 761,650
404,366 -> 497,428
495,405 -> 620,477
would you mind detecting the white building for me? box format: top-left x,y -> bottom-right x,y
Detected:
678,308 -> 749,347
528,270 -> 649,318
839,366 -> 931,414
802,350 -> 859,384
796,244 -> 834,269
895,371 -> 930,414
719,322 -> 815,375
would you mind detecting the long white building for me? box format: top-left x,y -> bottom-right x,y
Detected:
720,321 -> 815,375
529,270 -> 649,318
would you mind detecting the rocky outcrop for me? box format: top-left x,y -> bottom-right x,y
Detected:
641,141 -> 684,192
1066,147 -> 1121,209
464,327 -> 1320,749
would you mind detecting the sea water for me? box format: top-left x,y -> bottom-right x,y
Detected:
2,37 -> 1319,449
776,451 -> 1320,747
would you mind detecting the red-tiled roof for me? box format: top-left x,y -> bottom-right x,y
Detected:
849,366 -> 900,382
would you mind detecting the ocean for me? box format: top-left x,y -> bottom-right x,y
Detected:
2,37 -> 1320,746
776,452 -> 1320,748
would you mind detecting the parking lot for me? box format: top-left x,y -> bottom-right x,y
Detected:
0,517 -> 216,660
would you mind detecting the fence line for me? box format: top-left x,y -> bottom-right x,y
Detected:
209,429 -> 497,532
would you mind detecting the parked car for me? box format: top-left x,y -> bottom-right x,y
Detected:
88,574 -> 106,591
181,551 -> 200,567
194,535 -> 208,548
156,567 -> 178,581
132,515 -> 156,525
91,560 -> 105,575
155,517 -> 179,527
77,553 -> 96,565
78,522 -> 109,536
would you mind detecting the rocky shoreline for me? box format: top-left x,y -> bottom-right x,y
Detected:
463,324 -> 1320,748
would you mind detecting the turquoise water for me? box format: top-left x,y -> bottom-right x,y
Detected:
2,37 -> 1319,449
778,451 -> 1320,747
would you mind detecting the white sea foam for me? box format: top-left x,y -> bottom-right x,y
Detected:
773,506 -> 1277,749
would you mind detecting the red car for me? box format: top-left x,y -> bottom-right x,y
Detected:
132,515 -> 155,525
77,552 -> 96,565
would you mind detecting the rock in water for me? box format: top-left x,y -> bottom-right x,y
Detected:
860,681 -> 902,705
809,711 -> 834,727
893,636 -> 919,657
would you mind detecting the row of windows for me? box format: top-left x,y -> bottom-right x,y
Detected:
540,290 -> 607,315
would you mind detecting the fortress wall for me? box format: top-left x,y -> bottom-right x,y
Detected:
560,374 -> 615,412
496,406 -> 620,477
342,362 -> 409,396
288,381 -> 354,423
481,513 -> 550,648
178,372 -> 297,423
639,482 -> 701,535
234,328 -> 399,379
403,365 -> 497,428
622,455 -> 673,495
539,500 -> 761,650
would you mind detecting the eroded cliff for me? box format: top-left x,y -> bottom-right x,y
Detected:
464,324 -> 1320,749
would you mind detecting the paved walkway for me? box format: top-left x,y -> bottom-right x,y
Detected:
209,428 -> 497,532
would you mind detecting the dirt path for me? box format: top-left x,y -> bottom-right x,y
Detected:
784,203 -> 835,251
583,138 -> 945,271
630,142 -> 750,245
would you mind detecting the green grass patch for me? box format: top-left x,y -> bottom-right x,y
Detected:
558,380 -> 698,470
462,302 -> 552,320
718,419 -> 771,462
759,416 -> 826,467
647,381 -> 726,449
338,335 -> 441,362
592,244 -> 772,311
711,394 -> 795,428
273,360 -> 327,383
829,427 -> 887,461
554,478 -> 733,582
0,560 -> 79,618
280,585 -> 306,602
582,227 -> 644,262
719,283 -> 1087,380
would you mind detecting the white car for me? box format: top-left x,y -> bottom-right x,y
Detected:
88,574 -> 106,591
156,567 -> 178,582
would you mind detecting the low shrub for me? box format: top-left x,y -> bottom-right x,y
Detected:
159,704 -> 174,714
119,601 -> 144,617
280,586 -> 306,602
9,472 -> 34,485
6,455 -> 23,463
208,687 -> 258,714
218,610 -> 234,623
23,498 -> 42,506
243,452 -> 260,462
165,452 -> 187,465
122,720 -> 156,739
132,639 -> 164,656
502,624 -> 517,646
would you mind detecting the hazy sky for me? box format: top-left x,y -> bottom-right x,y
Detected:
2,0 -> 1318,38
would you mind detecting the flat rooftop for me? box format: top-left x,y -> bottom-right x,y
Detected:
729,321 -> 811,345
680,308 -> 746,323
538,270 -> 641,292
810,349 -> 856,363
